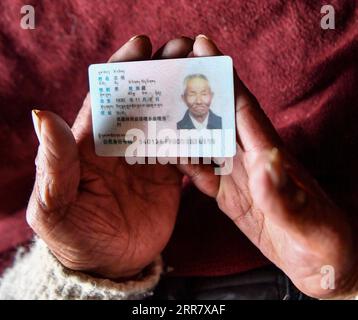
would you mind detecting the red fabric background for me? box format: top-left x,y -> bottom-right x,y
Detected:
0,0 -> 357,276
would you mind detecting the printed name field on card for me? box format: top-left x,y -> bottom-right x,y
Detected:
88,56 -> 236,158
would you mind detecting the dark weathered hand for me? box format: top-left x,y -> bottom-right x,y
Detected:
27,36 -> 194,279
178,35 -> 357,299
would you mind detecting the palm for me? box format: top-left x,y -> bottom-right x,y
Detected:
181,34 -> 356,297
216,148 -> 353,297
27,36 -> 195,280
45,100 -> 182,278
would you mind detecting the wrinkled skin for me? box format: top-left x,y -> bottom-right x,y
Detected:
27,35 -> 357,298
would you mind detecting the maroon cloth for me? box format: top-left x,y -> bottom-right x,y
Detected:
0,0 -> 357,276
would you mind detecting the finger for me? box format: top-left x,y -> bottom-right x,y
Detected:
152,36 -> 194,59
177,160 -> 220,197
193,34 -> 222,56
232,60 -> 281,159
248,148 -> 313,228
194,35 -> 281,164
27,110 -> 80,232
248,147 -> 356,299
194,36 -> 280,150
176,35 -> 224,197
108,34 -> 152,62
235,86 -> 281,155
72,35 -> 153,139
152,37 -> 220,194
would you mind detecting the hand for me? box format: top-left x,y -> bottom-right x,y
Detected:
178,35 -> 357,299
27,35 -> 194,279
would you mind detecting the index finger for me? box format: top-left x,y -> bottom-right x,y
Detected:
193,35 -> 281,156
72,35 -> 153,140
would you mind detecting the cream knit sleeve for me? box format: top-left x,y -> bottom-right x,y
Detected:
0,238 -> 163,300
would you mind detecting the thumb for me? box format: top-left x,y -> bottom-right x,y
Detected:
235,74 -> 284,173
27,110 -> 80,231
248,148 -> 311,228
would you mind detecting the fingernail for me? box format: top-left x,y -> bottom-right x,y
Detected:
265,147 -> 286,188
196,34 -> 210,40
31,109 -> 42,143
128,34 -> 146,42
